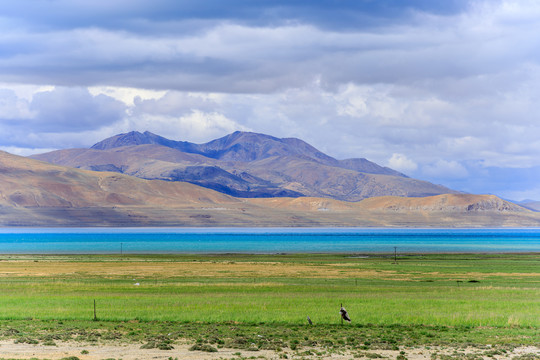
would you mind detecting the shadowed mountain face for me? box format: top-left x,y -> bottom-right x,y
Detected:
33,131 -> 455,201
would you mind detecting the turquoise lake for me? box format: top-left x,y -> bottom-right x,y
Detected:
0,228 -> 539,254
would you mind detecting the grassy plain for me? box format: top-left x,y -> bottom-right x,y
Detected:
0,253 -> 538,355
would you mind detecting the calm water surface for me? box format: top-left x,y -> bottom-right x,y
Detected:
0,228 -> 539,254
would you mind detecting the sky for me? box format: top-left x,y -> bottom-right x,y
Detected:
1,0 -> 540,201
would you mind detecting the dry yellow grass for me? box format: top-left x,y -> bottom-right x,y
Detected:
0,260 -> 404,279
1,258 -> 538,282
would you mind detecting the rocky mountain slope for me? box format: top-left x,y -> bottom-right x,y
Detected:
2,151 -> 539,227
32,131 -> 455,201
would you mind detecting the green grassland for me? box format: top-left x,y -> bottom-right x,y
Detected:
0,253 -> 538,351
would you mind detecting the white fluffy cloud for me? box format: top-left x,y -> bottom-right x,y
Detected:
387,153 -> 418,174
126,110 -> 248,144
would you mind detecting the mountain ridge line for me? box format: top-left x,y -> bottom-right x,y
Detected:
31,130 -> 455,202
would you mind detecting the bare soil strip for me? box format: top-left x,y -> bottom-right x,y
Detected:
0,340 -> 538,360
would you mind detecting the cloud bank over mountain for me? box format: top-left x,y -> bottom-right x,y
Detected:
1,0 -> 540,200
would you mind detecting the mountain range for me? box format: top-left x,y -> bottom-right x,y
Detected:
0,130 -> 536,227
32,131 -> 456,201
1,150 -> 537,227
515,200 -> 540,212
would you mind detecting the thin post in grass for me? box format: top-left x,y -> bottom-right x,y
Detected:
93,299 -> 97,321
394,247 -> 397,264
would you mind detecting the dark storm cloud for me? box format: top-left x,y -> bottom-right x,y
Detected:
0,1 -> 470,32
0,87 -> 125,149
0,0 -> 475,91
2,0 -> 531,94
29,88 -> 126,132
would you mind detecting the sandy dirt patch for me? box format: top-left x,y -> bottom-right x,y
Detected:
0,340 -> 538,360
